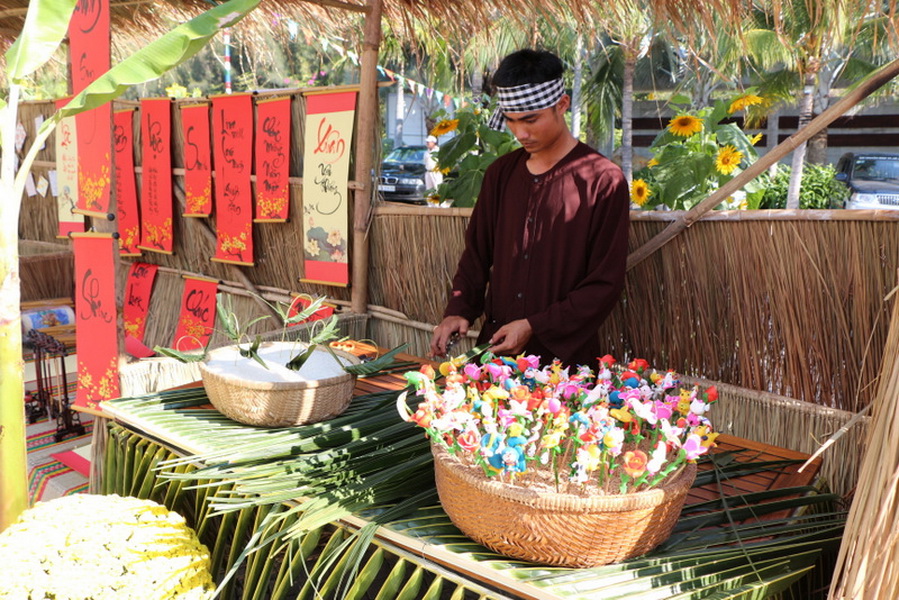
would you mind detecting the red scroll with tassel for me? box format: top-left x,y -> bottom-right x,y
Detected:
211,94 -> 254,265
123,262 -> 157,345
254,97 -> 291,222
172,277 -> 218,352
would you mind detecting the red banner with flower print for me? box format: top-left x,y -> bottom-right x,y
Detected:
254,97 -> 291,222
139,98 -> 174,254
211,94 -> 254,265
172,277 -> 218,352
301,91 -> 356,286
114,109 -> 141,255
180,103 -> 213,217
69,0 -> 111,218
55,98 -> 85,238
123,262 -> 157,343
73,233 -> 120,414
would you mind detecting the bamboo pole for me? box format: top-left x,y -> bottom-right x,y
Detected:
626,57 -> 899,271
349,0 -> 382,315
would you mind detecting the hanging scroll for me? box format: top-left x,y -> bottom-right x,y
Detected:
123,262 -> 157,346
254,97 -> 291,222
73,233 -> 120,413
70,0 -> 111,218
181,103 -> 213,217
301,90 -> 356,286
114,109 -> 141,255
55,99 -> 85,238
172,276 -> 218,352
211,94 -> 254,265
139,98 -> 174,254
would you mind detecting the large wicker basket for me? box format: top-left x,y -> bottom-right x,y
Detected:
432,444 -> 697,567
198,343 -> 360,428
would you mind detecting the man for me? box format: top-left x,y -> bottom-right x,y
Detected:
429,49 -> 630,367
423,134 -> 443,192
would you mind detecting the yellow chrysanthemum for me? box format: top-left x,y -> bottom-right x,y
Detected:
630,178 -> 652,207
749,133 -> 763,146
728,94 -> 763,114
431,119 -> 459,136
647,157 -> 659,167
667,114 -> 703,137
715,145 -> 744,175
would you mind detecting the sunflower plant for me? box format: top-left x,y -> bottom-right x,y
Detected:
428,105 -> 519,208
631,92 -> 766,210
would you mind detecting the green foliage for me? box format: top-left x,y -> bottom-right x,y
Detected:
632,92 -> 764,210
430,106 -> 519,207
757,164 -> 850,209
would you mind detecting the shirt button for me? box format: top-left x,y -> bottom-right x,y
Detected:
527,217 -> 534,223
533,177 -> 539,183
516,292 -> 523,299
523,253 -> 529,260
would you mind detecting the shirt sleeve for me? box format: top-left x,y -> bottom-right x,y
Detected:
442,160 -> 502,324
527,163 -> 630,357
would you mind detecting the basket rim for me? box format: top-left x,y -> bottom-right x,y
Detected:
432,443 -> 697,512
199,342 -> 360,390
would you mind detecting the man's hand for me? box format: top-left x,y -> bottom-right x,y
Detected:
429,315 -> 470,358
489,318 -> 532,356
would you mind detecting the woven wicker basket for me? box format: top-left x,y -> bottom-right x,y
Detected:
198,343 -> 360,428
432,444 -> 697,567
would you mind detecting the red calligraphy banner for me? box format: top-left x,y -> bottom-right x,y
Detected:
70,0 -> 111,218
181,103 -> 213,217
139,98 -> 174,254
123,262 -> 157,344
254,97 -> 291,222
301,91 -> 356,286
211,94 -> 254,266
172,277 -> 218,352
114,109 -> 141,255
55,98 -> 85,238
73,234 -> 120,414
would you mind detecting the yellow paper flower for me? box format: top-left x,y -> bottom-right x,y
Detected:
667,114 -> 703,137
715,145 -> 744,175
728,94 -> 763,114
431,119 -> 459,136
630,178 -> 652,207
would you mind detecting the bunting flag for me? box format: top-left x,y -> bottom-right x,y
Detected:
172,277 -> 218,352
211,94 -> 254,266
123,262 -> 158,344
138,98 -> 174,254
301,91 -> 356,286
73,233 -> 120,414
54,99 -> 85,238
69,0 -> 111,218
113,109 -> 141,255
287,295 -> 335,326
254,97 -> 291,222
181,103 -> 213,217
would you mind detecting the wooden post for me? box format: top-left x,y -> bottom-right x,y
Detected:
626,57 -> 899,271
350,0 -> 382,315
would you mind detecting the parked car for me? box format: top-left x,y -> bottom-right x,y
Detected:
378,145 -> 428,204
835,152 -> 899,209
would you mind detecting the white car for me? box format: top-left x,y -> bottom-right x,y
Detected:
835,153 -> 899,210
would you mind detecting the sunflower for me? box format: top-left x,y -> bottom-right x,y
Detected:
630,179 -> 652,207
715,145 -> 744,175
667,115 -> 702,137
749,133 -> 763,146
647,157 -> 659,167
431,119 -> 459,136
728,94 -> 763,114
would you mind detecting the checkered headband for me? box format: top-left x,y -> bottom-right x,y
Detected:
487,78 -> 565,130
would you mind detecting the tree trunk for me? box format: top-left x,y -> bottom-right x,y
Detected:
807,128 -> 829,164
621,51 -> 635,183
0,84 -> 27,530
394,74 -> 405,145
571,33 -> 584,139
786,73 -> 817,209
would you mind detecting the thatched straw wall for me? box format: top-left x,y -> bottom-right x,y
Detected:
19,240 -> 74,302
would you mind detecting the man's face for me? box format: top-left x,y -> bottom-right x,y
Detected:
503,95 -> 570,155
426,141 -> 437,150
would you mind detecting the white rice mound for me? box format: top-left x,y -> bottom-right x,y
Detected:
204,343 -> 353,383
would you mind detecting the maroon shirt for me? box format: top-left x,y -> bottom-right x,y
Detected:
444,142 -> 630,367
